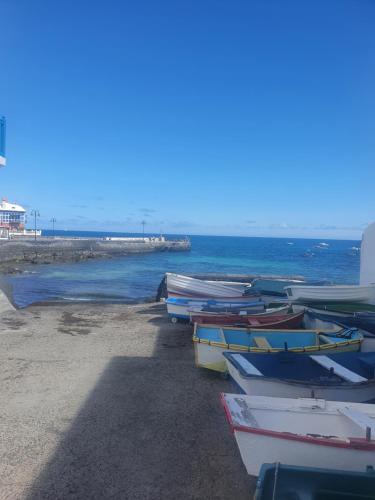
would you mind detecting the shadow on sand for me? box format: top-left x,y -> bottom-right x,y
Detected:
26,312 -> 253,499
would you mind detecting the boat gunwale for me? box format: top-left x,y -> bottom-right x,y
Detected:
190,311 -> 304,328
193,335 -> 361,353
220,393 -> 375,451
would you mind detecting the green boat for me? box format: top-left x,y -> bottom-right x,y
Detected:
255,463 -> 375,500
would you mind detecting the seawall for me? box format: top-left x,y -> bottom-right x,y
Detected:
0,237 -> 191,272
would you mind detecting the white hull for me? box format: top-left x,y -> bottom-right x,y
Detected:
361,222 -> 375,290
285,284 -> 375,303
166,273 -> 246,298
222,394 -> 375,476
226,360 -> 375,403
233,427 -> 374,476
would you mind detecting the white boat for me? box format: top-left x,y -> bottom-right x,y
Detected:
221,394 -> 375,476
166,273 -> 248,298
224,351 -> 375,403
285,284 -> 375,303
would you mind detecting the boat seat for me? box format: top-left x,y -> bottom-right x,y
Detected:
339,407 -> 375,436
253,336 -> 272,349
319,334 -> 336,344
231,354 -> 263,376
310,355 -> 367,383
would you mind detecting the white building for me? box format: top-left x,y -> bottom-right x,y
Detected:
0,199 -> 26,231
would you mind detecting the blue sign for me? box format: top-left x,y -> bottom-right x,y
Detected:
0,116 -> 6,167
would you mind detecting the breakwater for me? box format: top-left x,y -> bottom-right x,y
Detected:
0,237 -> 191,273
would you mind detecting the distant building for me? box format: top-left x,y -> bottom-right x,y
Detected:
0,199 -> 26,231
0,117 -> 6,167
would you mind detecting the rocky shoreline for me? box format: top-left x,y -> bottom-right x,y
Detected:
0,237 -> 191,274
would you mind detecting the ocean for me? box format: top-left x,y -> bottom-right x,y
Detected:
7,231 -> 361,308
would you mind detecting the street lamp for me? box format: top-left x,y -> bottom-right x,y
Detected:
30,209 -> 40,241
50,217 -> 57,238
141,220 -> 146,240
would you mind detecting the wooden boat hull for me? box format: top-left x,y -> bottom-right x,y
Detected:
194,325 -> 362,373
166,297 -> 265,321
190,311 -> 303,328
166,273 -> 247,298
222,394 -> 375,476
285,284 -> 375,303
225,352 -> 375,402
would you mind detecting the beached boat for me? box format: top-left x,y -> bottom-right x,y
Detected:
221,394 -> 375,476
252,278 -> 306,296
193,324 -> 362,373
166,273 -> 249,298
295,305 -> 375,334
189,304 -> 290,318
165,296 -> 265,322
190,311 -> 304,329
224,351 -> 375,402
285,284 -> 375,303
254,463 -> 375,500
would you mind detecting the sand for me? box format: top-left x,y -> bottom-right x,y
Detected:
0,302 -> 254,499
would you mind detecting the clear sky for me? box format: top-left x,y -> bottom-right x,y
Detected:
1,0 -> 374,239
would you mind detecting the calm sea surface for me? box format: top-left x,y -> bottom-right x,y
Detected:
7,231 -> 361,308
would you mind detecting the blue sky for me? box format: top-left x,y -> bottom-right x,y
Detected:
1,0 -> 374,239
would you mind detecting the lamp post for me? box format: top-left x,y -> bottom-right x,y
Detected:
50,217 -> 56,238
141,220 -> 146,240
30,209 -> 40,241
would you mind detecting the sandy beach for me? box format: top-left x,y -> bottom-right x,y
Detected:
0,301 -> 254,499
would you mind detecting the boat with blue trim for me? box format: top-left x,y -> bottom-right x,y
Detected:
194,323 -> 363,373
224,351 -> 375,402
165,296 -> 265,322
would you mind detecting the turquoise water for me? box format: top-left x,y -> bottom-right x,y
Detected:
8,232 -> 360,307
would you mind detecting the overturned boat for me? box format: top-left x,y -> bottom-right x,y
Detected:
166,273 -> 251,298
285,284 -> 375,304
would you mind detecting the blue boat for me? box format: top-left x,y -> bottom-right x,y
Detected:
224,350 -> 375,402
193,324 -> 363,372
255,463 -> 375,500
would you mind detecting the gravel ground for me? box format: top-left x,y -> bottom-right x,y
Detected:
0,302 -> 254,499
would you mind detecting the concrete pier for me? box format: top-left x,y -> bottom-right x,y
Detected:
0,237 -> 191,272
